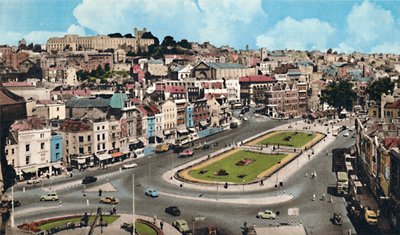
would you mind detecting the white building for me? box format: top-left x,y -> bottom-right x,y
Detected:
91,119 -> 109,154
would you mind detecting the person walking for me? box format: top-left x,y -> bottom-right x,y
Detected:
160,221 -> 164,230
98,188 -> 102,196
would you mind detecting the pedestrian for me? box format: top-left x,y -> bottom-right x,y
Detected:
312,194 -> 315,201
160,221 -> 164,230
252,222 -> 256,230
98,188 -> 102,196
321,193 -> 325,201
260,179 -> 264,186
308,154 -> 311,160
112,206 -> 116,215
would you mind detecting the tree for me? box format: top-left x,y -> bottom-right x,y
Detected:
161,36 -> 176,47
108,33 -> 123,38
320,80 -> 357,114
327,48 -> 332,54
33,44 -> 42,52
177,39 -> 191,49
366,77 -> 394,102
104,63 -> 111,72
124,33 -> 133,38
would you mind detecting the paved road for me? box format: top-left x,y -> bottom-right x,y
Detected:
10,114 -> 357,235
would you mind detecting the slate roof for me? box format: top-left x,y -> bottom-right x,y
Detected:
239,75 -> 275,83
208,62 -> 246,70
66,97 -> 110,108
109,93 -> 128,109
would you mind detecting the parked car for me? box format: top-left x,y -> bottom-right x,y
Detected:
179,149 -> 194,158
202,143 -> 210,150
172,220 -> 190,233
165,206 -> 181,216
122,162 -> 138,169
145,188 -> 159,197
27,177 -> 42,185
82,176 -> 97,184
343,132 -> 350,137
155,144 -> 170,153
100,196 -> 119,204
364,210 -> 378,226
257,209 -> 276,219
2,200 -> 21,208
40,192 -> 59,201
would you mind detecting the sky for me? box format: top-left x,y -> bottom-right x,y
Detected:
1,0 -> 399,54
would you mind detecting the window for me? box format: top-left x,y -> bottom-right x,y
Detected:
56,107 -> 59,111
97,144 -> 100,151
79,136 -> 84,142
79,147 -> 84,154
88,146 -> 91,153
88,135 -> 91,142
102,133 -> 105,140
26,156 -> 30,165
55,153 -> 60,160
103,143 -> 106,149
40,133 -> 44,138
56,143 -> 60,149
41,143 -> 45,149
25,144 -> 30,152
97,134 -> 100,141
97,126 -> 100,130
102,125 -> 105,129
11,149 -> 14,154
5,149 -> 8,155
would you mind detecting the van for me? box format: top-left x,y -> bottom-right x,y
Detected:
155,144 -> 169,153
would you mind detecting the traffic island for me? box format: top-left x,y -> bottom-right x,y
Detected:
176,130 -> 325,185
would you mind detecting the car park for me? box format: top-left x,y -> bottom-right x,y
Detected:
179,149 -> 194,158
100,196 -> 119,204
257,209 -> 276,219
145,188 -> 159,197
165,206 -> 181,216
40,192 -> 58,201
82,176 -> 97,184
122,162 -> 138,169
172,220 -> 190,233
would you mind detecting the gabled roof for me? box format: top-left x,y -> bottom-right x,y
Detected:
109,93 -> 128,109
385,100 -> 400,109
239,75 -> 275,83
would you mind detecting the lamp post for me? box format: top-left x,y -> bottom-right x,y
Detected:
11,186 -> 14,228
148,155 -> 152,187
132,174 -> 135,235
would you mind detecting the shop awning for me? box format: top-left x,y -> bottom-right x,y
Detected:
96,154 -> 112,161
199,121 -> 208,126
138,137 -> 147,143
22,167 -> 37,174
188,128 -> 197,132
177,129 -> 189,134
52,164 -> 62,169
111,152 -> 123,158
77,158 -> 86,164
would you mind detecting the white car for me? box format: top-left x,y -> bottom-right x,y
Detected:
343,132 -> 350,137
122,162 -> 138,169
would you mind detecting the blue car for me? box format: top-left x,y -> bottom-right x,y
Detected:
145,188 -> 159,197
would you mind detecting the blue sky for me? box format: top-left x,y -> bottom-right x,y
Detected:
1,0 -> 399,54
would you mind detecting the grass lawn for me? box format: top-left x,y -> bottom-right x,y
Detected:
257,131 -> 316,148
136,222 -> 157,235
188,150 -> 286,183
38,215 -> 119,231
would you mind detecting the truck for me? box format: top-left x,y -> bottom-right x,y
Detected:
155,144 -> 169,153
336,171 -> 349,196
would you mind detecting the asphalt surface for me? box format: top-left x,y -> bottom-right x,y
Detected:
10,111 -> 357,235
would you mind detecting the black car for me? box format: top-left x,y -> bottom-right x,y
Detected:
202,143 -> 210,149
165,206 -> 181,216
82,176 -> 97,184
2,200 -> 21,208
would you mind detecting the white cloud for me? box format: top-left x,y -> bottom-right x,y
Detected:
0,24 -> 86,45
333,42 -> 355,54
72,0 -> 266,48
256,17 -> 335,51
371,42 -> 400,54
344,0 -> 399,52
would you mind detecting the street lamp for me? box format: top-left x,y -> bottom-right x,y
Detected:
132,174 -> 136,235
148,155 -> 152,187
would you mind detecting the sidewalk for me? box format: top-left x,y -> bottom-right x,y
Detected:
56,214 -> 180,235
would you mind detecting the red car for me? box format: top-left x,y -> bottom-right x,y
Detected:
179,149 -> 194,157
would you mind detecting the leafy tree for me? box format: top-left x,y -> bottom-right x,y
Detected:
33,44 -> 42,52
104,63 -> 111,72
126,51 -> 135,56
320,80 -> 357,114
141,32 -> 159,45
161,36 -> 176,47
366,77 -> 394,102
108,33 -> 123,38
327,48 -> 332,54
124,33 -> 133,38
177,39 -> 191,49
